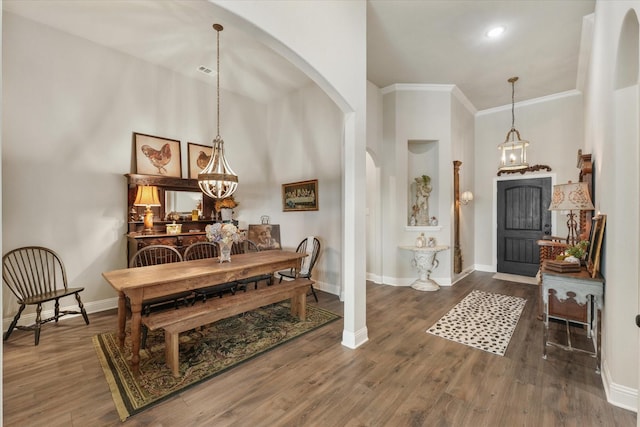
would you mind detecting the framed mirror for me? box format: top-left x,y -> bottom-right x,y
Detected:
165,190 -> 202,215
587,214 -> 606,278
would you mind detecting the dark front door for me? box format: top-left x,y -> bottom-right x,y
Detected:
497,177 -> 552,276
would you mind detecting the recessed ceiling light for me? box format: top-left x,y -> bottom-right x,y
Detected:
486,26 -> 505,38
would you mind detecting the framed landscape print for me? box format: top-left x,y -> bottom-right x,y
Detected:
187,142 -> 213,179
248,224 -> 282,251
134,133 -> 182,178
282,179 -> 318,212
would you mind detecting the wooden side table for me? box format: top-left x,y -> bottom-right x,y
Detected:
541,264 -> 604,373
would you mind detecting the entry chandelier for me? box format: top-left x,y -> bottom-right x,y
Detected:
498,76 -> 529,172
198,23 -> 238,199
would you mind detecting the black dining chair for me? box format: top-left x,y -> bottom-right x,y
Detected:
277,236 -> 320,302
234,240 -> 275,291
129,245 -> 194,314
185,241 -> 239,302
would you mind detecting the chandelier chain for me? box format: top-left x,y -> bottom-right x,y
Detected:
216,25 -> 221,138
511,78 -> 515,129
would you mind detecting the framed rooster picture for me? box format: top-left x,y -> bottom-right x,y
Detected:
134,133 -> 182,178
187,142 -> 213,179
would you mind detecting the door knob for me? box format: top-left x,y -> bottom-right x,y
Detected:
636,315 -> 640,328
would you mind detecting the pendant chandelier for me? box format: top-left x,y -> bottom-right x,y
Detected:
498,76 -> 530,172
198,23 -> 238,199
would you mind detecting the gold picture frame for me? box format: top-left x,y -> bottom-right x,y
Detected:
282,179 -> 318,212
134,132 -> 182,178
586,214 -> 606,278
187,142 -> 212,179
248,224 -> 282,251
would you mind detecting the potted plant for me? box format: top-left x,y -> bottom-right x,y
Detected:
557,240 -> 589,264
215,197 -> 238,222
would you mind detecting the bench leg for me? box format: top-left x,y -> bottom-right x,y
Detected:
165,330 -> 181,377
290,291 -> 307,321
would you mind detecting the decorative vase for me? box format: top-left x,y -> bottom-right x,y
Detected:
220,208 -> 233,223
218,241 -> 232,263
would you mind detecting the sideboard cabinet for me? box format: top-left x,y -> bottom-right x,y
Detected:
126,174 -> 215,262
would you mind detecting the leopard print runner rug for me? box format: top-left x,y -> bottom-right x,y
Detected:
427,290 -> 526,356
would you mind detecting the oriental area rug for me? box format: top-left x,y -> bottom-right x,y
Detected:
427,290 -> 526,356
93,302 -> 340,421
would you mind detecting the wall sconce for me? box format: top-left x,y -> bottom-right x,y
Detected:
460,190 -> 474,205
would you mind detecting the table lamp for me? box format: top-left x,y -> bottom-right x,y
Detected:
134,185 -> 161,233
548,181 -> 594,246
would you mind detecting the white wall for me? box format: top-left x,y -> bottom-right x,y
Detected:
260,84 -> 343,296
366,81 -> 383,283
1,12 -> 264,315
1,2 -> 369,348
380,86 -> 454,285
451,91 -> 476,277
474,93 -> 583,271
583,0 -> 640,411
213,0 -> 369,348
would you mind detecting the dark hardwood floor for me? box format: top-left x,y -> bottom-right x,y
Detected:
3,272 -> 636,426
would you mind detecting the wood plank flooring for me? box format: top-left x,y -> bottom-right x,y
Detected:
3,272 -> 636,426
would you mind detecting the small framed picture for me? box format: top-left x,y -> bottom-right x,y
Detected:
248,224 -> 282,251
187,142 -> 213,179
282,179 -> 318,212
134,133 -> 182,178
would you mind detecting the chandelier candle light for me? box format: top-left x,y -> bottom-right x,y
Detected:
198,23 -> 238,200
498,76 -> 530,172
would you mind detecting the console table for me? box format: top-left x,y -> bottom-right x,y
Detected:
399,245 -> 450,291
541,264 -> 604,373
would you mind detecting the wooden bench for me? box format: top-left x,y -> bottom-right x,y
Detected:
142,278 -> 313,377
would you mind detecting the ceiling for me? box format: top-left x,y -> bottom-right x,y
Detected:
3,0 -> 595,111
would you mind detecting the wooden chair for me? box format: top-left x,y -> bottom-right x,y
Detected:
183,241 -> 219,261
2,246 -> 90,345
185,242 -> 239,302
278,237 -> 321,302
235,240 -> 274,291
129,245 -> 193,314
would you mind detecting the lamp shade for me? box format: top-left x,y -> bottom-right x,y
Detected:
548,182 -> 594,211
133,185 -> 161,207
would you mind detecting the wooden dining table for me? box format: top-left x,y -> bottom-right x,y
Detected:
102,250 -> 306,373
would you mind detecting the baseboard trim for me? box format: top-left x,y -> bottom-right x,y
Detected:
602,358 -> 638,412
3,297 -> 118,332
474,264 -> 496,272
342,325 -> 369,348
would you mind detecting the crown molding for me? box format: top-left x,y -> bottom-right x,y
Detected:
381,83 -> 477,115
381,83 -> 455,94
476,89 -> 582,116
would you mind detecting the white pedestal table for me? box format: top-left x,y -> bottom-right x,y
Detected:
399,245 -> 450,291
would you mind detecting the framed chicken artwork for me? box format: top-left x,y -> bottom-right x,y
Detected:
133,132 -> 182,178
187,142 -> 213,180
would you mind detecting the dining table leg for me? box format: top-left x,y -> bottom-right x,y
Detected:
128,290 -> 143,374
117,291 -> 126,347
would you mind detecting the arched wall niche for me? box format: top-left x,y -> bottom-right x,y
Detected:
615,9 -> 639,89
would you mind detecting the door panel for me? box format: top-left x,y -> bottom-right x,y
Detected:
497,177 -> 551,276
